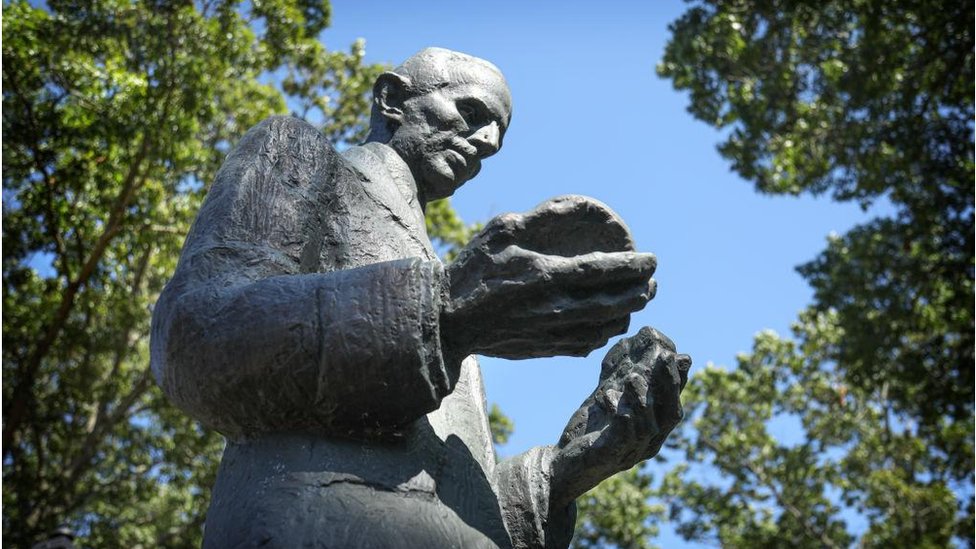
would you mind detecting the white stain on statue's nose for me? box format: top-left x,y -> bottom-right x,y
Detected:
468,121 -> 501,158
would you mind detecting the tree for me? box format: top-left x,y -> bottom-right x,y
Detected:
646,0 -> 973,546
658,0 -> 973,425
488,403 -> 515,446
573,466 -> 663,549
662,318 -> 967,548
2,2 -> 472,547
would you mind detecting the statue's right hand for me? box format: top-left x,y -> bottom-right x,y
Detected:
441,196 -> 656,359
548,326 -> 690,506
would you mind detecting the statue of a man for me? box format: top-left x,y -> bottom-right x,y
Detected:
151,47 -> 690,548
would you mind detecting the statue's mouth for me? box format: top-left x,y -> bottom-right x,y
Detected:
446,149 -> 468,167
445,146 -> 480,181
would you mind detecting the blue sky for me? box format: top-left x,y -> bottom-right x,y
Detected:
323,2 -> 881,546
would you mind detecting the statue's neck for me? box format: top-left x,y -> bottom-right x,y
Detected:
343,142 -> 426,215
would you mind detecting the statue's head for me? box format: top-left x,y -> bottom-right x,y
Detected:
368,47 -> 513,201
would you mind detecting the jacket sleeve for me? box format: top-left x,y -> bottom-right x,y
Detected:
149,117 -> 454,440
495,446 -> 578,549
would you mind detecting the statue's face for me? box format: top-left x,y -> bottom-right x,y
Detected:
391,65 -> 512,201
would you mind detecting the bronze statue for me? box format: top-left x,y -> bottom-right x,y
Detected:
151,47 -> 690,548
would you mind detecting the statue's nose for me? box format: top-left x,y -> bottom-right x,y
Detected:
468,121 -> 501,158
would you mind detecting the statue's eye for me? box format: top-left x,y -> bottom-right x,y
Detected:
458,102 -> 478,125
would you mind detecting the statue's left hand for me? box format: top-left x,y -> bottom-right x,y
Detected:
549,326 -> 691,506
441,196 -> 655,361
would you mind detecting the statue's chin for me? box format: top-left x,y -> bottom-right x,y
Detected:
421,159 -> 465,201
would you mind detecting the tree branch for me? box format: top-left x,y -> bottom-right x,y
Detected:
701,437 -> 842,549
3,133 -> 152,459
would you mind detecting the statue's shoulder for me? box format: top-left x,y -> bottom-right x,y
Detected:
208,115 -> 347,201
231,115 -> 340,163
190,116 -> 347,251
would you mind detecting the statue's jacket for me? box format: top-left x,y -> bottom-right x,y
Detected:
151,117 -> 573,548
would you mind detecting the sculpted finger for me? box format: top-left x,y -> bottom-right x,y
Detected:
477,316 -> 628,359
634,326 -> 676,354
474,196 -> 636,258
448,246 -> 548,305
458,248 -> 654,304
512,279 -> 654,326
515,195 -> 636,256
651,353 -> 684,430
542,251 -> 657,287
621,371 -> 650,411
539,316 -> 631,358
677,353 -> 692,391
550,318 -> 631,357
642,431 -> 670,462
475,213 -> 522,251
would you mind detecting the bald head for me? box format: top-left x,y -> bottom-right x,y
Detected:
366,48 -> 513,202
368,48 -> 512,138
393,47 -> 508,96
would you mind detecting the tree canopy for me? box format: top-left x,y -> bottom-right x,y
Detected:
650,0 -> 974,546
568,1 -> 973,546
658,0 -> 973,425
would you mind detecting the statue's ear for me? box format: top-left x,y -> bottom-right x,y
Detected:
373,72 -> 411,123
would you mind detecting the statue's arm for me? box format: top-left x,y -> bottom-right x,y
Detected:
495,446 -> 577,549
149,117 -> 455,439
438,197 -> 664,547
494,328 -> 690,549
151,257 -> 452,439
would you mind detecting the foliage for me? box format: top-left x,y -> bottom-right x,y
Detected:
573,467 -> 663,549
647,0 -> 975,546
488,403 -> 515,446
1,1 -> 399,547
658,0 -> 974,426
663,319 -> 968,548
426,198 -> 482,261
